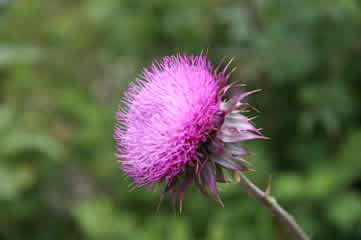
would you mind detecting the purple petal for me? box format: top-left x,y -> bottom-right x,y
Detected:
220,90 -> 261,114
224,143 -> 251,156
194,178 -> 217,201
171,188 -> 178,213
217,131 -> 266,143
201,160 -> 223,205
178,173 -> 195,213
157,178 -> 178,211
221,115 -> 258,132
207,140 -> 224,155
209,153 -> 248,171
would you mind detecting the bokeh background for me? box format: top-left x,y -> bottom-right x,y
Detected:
1,0 -> 361,239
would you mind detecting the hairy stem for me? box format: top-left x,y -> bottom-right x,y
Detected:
237,172 -> 310,240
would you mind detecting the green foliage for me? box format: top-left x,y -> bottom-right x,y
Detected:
1,0 -> 361,239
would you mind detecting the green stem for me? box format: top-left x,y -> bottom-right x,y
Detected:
237,172 -> 310,240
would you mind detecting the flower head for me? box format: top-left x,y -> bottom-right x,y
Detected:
114,53 -> 265,210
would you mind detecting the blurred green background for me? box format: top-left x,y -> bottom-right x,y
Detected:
1,0 -> 361,239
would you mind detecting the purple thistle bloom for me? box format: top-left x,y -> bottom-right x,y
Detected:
114,53 -> 266,211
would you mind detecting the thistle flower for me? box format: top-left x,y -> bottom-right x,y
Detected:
114,53 -> 265,211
